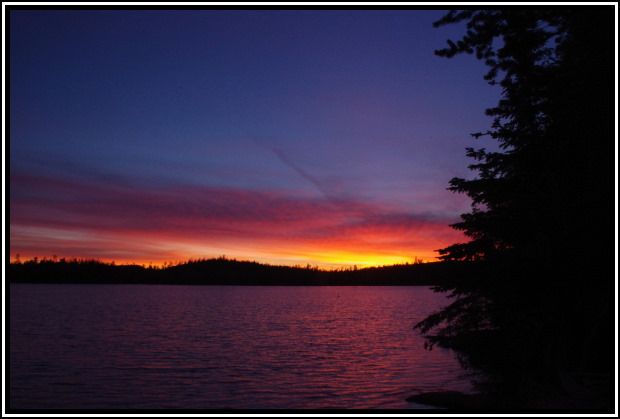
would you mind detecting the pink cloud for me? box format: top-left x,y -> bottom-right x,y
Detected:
10,171 -> 466,266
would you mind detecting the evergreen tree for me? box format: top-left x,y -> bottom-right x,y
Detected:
416,8 -> 614,396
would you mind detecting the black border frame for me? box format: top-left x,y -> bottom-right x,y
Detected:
3,1 -> 617,415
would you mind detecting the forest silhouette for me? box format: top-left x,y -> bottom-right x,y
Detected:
9,256 -> 479,286
410,8 -> 615,410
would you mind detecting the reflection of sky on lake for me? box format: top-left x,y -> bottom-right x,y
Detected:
10,284 -> 475,409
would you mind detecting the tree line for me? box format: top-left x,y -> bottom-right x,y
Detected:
8,256 -> 478,286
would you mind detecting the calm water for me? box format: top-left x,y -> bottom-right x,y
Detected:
10,284 -> 474,409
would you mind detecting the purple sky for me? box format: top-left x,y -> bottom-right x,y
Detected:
10,9 -> 500,267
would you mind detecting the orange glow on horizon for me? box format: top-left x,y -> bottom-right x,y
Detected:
10,245 -> 442,270
10,223 -> 462,269
10,172 -> 467,270
9,254 -> 432,270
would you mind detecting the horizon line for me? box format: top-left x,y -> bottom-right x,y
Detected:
9,254 -> 434,271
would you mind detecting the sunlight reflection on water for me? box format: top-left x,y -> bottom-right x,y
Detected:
10,284 -> 474,409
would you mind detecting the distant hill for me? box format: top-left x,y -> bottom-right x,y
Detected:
8,257 -> 479,286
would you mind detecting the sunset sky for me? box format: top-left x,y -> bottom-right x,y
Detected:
10,9 -> 499,268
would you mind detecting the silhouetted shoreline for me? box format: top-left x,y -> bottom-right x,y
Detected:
406,369 -> 614,412
8,257 -> 479,286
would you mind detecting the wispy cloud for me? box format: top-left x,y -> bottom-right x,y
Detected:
258,142 -> 354,205
10,170 -> 464,265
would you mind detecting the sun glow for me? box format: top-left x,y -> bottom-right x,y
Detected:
300,251 -> 418,268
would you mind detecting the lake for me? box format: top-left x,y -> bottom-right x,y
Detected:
9,284 -> 475,410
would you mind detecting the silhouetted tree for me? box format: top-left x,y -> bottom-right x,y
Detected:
416,8 -> 614,402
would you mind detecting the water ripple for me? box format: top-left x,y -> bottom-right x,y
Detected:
10,284 -> 474,409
